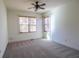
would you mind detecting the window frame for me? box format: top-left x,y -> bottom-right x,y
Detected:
19,16 -> 37,33
44,17 -> 49,32
29,17 -> 37,33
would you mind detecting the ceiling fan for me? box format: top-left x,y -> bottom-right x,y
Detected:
28,1 -> 46,11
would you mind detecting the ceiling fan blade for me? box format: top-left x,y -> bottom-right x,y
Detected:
39,6 -> 45,9
39,3 -> 46,6
32,3 -> 35,5
28,7 -> 35,9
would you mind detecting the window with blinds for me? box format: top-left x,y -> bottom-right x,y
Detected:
44,17 -> 49,32
19,16 -> 36,33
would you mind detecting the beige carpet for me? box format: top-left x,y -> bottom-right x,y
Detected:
3,39 -> 79,58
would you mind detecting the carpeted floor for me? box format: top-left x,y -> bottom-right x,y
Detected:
3,39 -> 79,58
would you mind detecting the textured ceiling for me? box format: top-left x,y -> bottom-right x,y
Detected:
4,0 -> 73,13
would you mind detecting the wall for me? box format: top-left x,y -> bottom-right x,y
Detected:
7,10 -> 43,42
52,0 -> 79,50
0,0 -> 8,57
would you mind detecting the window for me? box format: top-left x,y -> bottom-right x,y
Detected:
19,16 -> 36,33
44,17 -> 49,32
29,17 -> 36,32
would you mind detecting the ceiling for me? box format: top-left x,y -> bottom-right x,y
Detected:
4,0 -> 72,13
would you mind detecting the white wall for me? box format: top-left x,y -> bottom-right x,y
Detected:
0,0 -> 8,57
52,0 -> 79,50
7,10 -> 43,42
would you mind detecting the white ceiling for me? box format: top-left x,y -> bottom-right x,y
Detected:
4,0 -> 72,13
